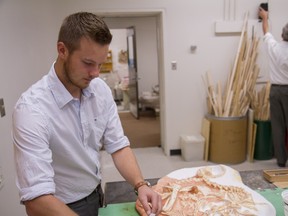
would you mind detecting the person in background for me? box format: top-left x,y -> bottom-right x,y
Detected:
258,7 -> 288,167
12,12 -> 162,216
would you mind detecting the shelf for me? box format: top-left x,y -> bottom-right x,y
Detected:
101,50 -> 113,73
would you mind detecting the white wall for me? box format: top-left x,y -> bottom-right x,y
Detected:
1,0 -> 288,215
0,1 -> 59,215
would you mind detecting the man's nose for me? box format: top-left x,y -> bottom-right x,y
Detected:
89,66 -> 101,78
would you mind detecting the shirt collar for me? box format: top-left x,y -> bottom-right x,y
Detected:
82,85 -> 94,98
47,63 -> 95,108
47,63 -> 72,108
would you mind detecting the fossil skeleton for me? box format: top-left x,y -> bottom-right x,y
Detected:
136,166 -> 265,216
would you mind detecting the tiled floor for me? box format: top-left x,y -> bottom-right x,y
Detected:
100,146 -> 279,188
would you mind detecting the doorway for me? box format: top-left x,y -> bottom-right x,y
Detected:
99,10 -> 164,149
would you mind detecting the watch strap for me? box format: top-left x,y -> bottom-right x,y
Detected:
134,180 -> 151,195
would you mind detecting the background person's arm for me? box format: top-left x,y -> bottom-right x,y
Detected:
259,7 -> 269,34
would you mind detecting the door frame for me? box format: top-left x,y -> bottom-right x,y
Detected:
126,26 -> 139,119
96,9 -> 166,153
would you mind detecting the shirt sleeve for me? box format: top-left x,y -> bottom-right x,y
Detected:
101,85 -> 130,154
12,102 -> 55,202
263,32 -> 278,50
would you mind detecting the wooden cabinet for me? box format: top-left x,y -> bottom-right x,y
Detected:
100,50 -> 113,73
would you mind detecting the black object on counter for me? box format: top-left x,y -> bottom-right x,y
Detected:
259,3 -> 268,21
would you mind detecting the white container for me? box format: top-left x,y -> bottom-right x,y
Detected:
282,190 -> 288,216
180,134 -> 205,161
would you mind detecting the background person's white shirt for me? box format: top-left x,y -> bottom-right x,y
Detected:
264,32 -> 288,85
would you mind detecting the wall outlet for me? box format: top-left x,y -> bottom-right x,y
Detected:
0,98 -> 5,117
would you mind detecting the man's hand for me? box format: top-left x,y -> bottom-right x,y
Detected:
137,185 -> 162,215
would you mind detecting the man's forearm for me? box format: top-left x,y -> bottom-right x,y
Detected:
24,194 -> 78,216
259,8 -> 269,34
112,147 -> 144,187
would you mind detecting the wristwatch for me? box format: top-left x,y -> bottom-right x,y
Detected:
134,180 -> 151,195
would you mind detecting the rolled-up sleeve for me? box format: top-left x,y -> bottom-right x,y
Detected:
12,102 -> 55,202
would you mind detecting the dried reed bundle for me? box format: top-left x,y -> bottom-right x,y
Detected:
203,12 -> 260,117
251,82 -> 271,121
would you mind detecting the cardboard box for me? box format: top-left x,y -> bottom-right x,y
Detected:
263,169 -> 288,182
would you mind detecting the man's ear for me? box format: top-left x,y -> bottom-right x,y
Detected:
282,33 -> 286,41
57,42 -> 69,60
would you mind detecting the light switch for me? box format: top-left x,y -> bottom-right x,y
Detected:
0,98 -> 5,117
171,61 -> 177,70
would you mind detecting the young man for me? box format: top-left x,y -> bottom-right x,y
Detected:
12,12 -> 162,216
258,7 -> 288,167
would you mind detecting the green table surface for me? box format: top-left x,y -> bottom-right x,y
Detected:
99,202 -> 139,216
256,188 -> 285,216
99,188 -> 285,216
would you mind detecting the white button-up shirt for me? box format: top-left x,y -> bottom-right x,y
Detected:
264,32 -> 288,84
12,63 -> 129,203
